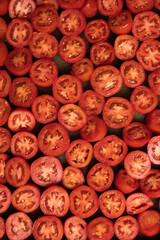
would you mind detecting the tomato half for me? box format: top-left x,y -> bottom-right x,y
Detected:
0,17 -> 7,41
0,154 -> 8,184
81,0 -> 98,18
0,184 -> 11,213
36,0 -> 59,9
0,127 -> 11,154
148,68 -> 160,95
0,0 -> 9,16
125,0 -> 154,14
0,70 -> 11,98
9,0 -> 36,19
145,109 -> 160,134
0,41 -> 8,67
58,0 -> 85,9
147,136 -> 160,165
0,98 -> 11,126
62,166 -> 85,189
0,217 -> 5,239
155,0 -> 160,10
97,0 -> 123,16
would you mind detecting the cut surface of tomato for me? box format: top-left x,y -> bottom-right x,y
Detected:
0,184 -> 11,214
147,136 -> 160,165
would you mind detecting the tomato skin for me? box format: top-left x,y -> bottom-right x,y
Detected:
97,0 -> 123,16
0,70 -> 11,98
58,0 -> 85,9
125,0 -> 154,14
0,98 -> 11,127
0,0 -> 9,16
0,154 -> 8,184
0,41 -> 8,67
0,17 -> 7,41
0,184 -> 11,213
62,166 -> 85,189
145,109 -> 160,134
0,217 -> 5,239
0,127 -> 11,154
155,0 -> 160,10
148,68 -> 160,95
147,136 -> 160,165
36,0 -> 59,9
81,0 -> 97,18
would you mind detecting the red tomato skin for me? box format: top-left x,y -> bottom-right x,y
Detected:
147,136 -> 160,165
145,109 -> 160,134
0,41 -> 8,67
97,0 -> 123,16
58,0 -> 85,9
148,68 -> 160,95
0,184 -> 11,213
36,0 -> 59,9
0,127 -> 11,154
0,153 -> 8,184
0,17 -> 7,41
81,0 -> 97,18
62,166 -> 85,189
155,0 -> 160,10
0,70 -> 11,98
125,0 -> 154,14
0,217 -> 5,239
0,98 -> 11,126
0,0 -> 9,16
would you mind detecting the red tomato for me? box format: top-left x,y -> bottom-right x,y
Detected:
9,0 -> 36,19
65,139 -> 93,168
99,190 -> 126,219
124,150 -> 151,180
9,77 -> 38,108
58,9 -> 86,36
0,41 -> 8,67
126,192 -> 154,215
0,154 -> 8,184
58,35 -> 86,64
136,39 -> 160,71
30,156 -> 63,187
97,0 -> 123,16
122,122 -> 152,148
70,185 -> 99,218
33,216 -> 63,240
80,114 -> 107,142
5,157 -> 30,187
29,32 -> 58,59
0,0 -> 9,16
114,215 -> 139,240
58,0 -> 85,9
5,47 -> 32,76
71,58 -> 94,82
84,19 -> 110,44
0,217 -> 5,239
6,212 -> 33,240
40,185 -> 69,216
148,68 -> 160,95
6,18 -> 33,48
81,0 -> 97,18
125,0 -> 154,14
0,127 -> 11,154
145,109 -> 160,134
107,10 -> 133,35
11,131 -> 38,159
0,17 -> 7,41
90,65 -> 123,97
120,60 -> 145,88
52,74 -> 83,104
155,0 -> 160,10
130,86 -> 158,114
0,184 -> 11,213
132,11 -> 160,42
114,34 -> 139,60
140,169 -> 160,198
58,104 -> 87,131
94,135 -> 128,166
87,163 -> 114,192
31,94 -> 60,124
64,216 -> 87,240
29,58 -> 58,87
36,0 -> 59,9
62,166 -> 85,189
147,136 -> 160,165
114,169 -> 139,194
102,97 -> 134,129
38,122 -> 70,156
31,4 -> 59,33
0,70 -> 11,98
137,210 -> 160,237
90,41 -> 115,66
0,98 -> 11,126
87,217 -> 114,240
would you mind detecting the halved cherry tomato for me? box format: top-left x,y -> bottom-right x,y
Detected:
5,157 -> 30,187
145,109 -> 160,134
155,0 -> 160,10
9,0 -> 36,19
0,184 -> 11,213
0,41 -> 8,67
0,17 -> 7,41
147,136 -> 160,165
0,154 -> 8,184
97,0 -> 123,16
125,0 -> 154,14
148,68 -> 160,95
0,217 -> 5,239
62,166 -> 85,189
0,70 -> 11,98
36,0 -> 59,9
59,0 -> 85,9
0,0 -> 9,16
0,127 -> 11,154
81,0 -> 97,18
0,98 -> 11,126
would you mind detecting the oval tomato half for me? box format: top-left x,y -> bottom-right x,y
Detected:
0,70 -> 11,98
148,68 -> 160,95
97,0 -> 123,16
0,153 -> 8,184
125,0 -> 154,14
147,136 -> 160,165
0,184 -> 11,214
145,109 -> 160,134
0,127 -> 11,154
62,166 -> 85,189
0,98 -> 11,127
0,41 -> 8,67
0,217 -> 5,239
9,0 -> 36,19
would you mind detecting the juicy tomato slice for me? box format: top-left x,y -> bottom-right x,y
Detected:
81,0 -> 98,18
40,185 -> 69,216
126,192 -> 154,215
94,135 -> 128,166
70,185 -> 99,218
0,184 -> 11,214
114,169 -> 139,194
0,98 -> 11,126
125,0 -> 154,14
90,65 -> 123,97
130,85 -> 158,114
80,114 -> 107,142
0,217 -> 5,239
114,34 -> 139,60
6,18 -> 33,48
145,109 -> 160,134
8,108 -> 36,132
0,70 -> 11,98
65,139 -> 93,168
97,0 -> 123,16
58,35 -> 86,64
31,94 -> 60,124
52,74 -> 83,104
30,156 -> 63,187
58,104 -> 87,131
0,0 -> 9,16
120,60 -> 145,88
148,68 -> 160,95
0,127 -> 11,154
33,216 -> 63,240
11,131 -> 38,159
132,11 -> 160,42
114,215 -> 139,240
29,32 -> 58,59
122,122 -> 152,148
87,163 -> 114,192
58,9 -> 86,36
147,136 -> 160,165
38,122 -> 70,156
140,169 -> 160,198
107,10 -> 133,35
9,77 -> 38,108
0,17 -> 7,41
62,166 -> 85,189
9,0 -> 36,19
6,212 -> 33,240
36,0 -> 59,9
0,41 -> 8,67
84,19 -> 110,44
137,210 -> 160,237
90,41 -> 115,67
5,47 -> 32,76
31,4 -> 59,33
136,39 -> 160,71
99,190 -> 126,219
102,97 -> 134,129
0,154 -> 8,184
58,0 -> 85,9
87,217 -> 114,240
